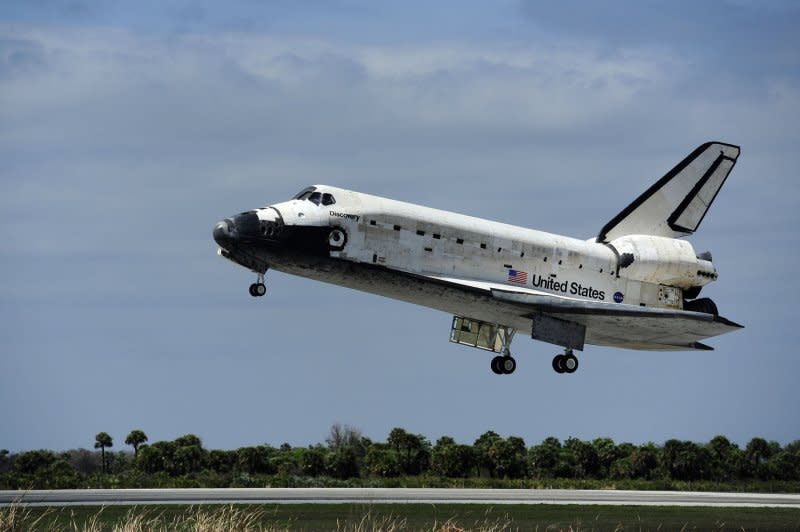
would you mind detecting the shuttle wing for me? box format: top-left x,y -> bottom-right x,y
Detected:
596,142 -> 741,242
423,274 -> 742,351
490,287 -> 742,351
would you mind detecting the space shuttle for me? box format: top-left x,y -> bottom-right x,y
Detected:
213,142 -> 743,374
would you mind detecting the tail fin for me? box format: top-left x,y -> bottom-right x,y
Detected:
596,142 -> 740,243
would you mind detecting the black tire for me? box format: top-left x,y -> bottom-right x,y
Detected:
248,283 -> 258,297
490,356 -> 503,375
563,353 -> 579,373
501,356 -> 516,375
552,355 -> 566,374
255,283 -> 267,297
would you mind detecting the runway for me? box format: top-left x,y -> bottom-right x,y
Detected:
2,488 -> 800,508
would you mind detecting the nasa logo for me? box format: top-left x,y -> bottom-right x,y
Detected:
613,291 -> 624,303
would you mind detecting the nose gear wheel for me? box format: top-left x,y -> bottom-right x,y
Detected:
248,271 -> 268,297
249,283 -> 266,297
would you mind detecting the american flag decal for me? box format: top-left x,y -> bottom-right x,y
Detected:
507,269 -> 528,285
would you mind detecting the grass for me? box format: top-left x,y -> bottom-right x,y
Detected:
5,472 -> 800,493
3,503 -> 800,531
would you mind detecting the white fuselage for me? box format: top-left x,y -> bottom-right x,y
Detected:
244,185 -> 715,315
214,141 -> 742,364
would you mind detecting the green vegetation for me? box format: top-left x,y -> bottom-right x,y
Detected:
124,429 -> 148,458
92,432 -> 112,475
3,503 -> 800,531
1,425 -> 799,491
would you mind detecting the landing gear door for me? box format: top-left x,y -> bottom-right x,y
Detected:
450,316 -> 511,353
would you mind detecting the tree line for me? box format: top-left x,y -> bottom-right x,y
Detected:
2,425 -> 799,490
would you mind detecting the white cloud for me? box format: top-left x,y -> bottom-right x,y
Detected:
3,25 -> 797,257
0,27 -> 680,152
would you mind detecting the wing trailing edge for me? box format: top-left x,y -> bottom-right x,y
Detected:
597,142 -> 740,243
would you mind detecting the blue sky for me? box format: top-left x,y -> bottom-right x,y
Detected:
1,1 -> 799,452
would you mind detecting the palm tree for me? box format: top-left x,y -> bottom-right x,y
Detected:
94,432 -> 113,474
125,429 -> 148,457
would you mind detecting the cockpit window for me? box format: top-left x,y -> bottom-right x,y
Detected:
293,186 -> 317,200
292,187 -> 335,206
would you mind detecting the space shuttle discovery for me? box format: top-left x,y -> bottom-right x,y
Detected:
213,142 -> 743,374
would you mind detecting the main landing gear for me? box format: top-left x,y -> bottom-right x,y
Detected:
491,355 -> 516,375
490,330 -> 517,375
552,349 -> 579,374
248,272 -> 267,297
449,317 -> 518,376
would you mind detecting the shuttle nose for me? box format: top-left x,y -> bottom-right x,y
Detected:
213,218 -> 235,248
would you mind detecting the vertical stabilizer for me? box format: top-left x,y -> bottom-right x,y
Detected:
597,142 -> 740,243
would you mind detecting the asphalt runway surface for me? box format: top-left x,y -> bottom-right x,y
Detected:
2,488 -> 800,508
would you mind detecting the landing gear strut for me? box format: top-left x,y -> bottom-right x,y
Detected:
552,349 -> 579,374
248,272 -> 267,297
490,328 -> 517,375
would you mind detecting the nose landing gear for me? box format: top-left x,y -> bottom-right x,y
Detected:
248,272 -> 267,297
552,349 -> 579,374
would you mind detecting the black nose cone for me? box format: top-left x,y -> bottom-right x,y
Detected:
213,219 -> 235,248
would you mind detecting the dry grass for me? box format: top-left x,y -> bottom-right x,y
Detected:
2,503 -> 279,532
334,509 -> 514,532
1,502 -> 518,532
4,501 -> 798,531
0,495 -> 55,532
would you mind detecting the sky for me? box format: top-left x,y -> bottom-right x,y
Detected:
1,1 -> 799,453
